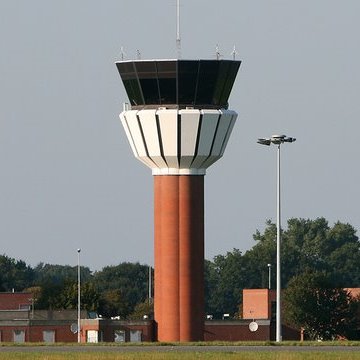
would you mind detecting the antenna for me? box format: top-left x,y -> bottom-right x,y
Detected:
120,46 -> 126,61
176,0 -> 181,59
215,44 -> 222,60
231,45 -> 238,60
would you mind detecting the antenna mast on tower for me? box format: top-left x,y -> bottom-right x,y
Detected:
176,0 -> 181,59
231,45 -> 238,60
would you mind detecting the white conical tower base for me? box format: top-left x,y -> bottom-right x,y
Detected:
120,108 -> 237,175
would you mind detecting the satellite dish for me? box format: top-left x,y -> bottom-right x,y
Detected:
70,323 -> 78,334
249,321 -> 258,332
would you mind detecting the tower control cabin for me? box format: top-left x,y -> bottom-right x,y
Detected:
116,59 -> 241,341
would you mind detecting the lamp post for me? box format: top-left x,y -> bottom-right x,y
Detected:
77,248 -> 81,343
257,134 -> 296,342
267,264 -> 271,290
148,265 -> 152,306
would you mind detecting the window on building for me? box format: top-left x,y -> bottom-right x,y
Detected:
43,330 -> 55,343
87,330 -> 98,343
114,330 -> 125,343
130,330 -> 142,342
13,330 -> 25,343
19,304 -> 30,310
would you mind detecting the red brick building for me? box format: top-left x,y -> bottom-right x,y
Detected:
243,289 -> 276,321
0,291 -> 301,342
0,292 -> 32,310
0,292 -> 154,343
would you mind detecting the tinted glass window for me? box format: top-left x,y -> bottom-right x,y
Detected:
116,62 -> 135,80
195,61 -> 219,105
219,62 -> 241,106
117,60 -> 241,108
156,61 -> 176,104
135,62 -> 160,104
139,79 -> 159,104
123,79 -> 143,106
116,62 -> 144,106
212,62 -> 231,106
178,61 -> 199,105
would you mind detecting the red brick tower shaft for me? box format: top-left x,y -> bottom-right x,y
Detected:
154,175 -> 204,342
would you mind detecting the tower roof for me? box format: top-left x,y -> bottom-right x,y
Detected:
116,59 -> 241,110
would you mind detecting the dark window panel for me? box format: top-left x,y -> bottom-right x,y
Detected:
178,61 -> 199,106
219,62 -> 241,106
116,62 -> 136,80
134,61 -> 158,79
158,78 -> 177,104
116,62 -> 144,106
212,62 -> 232,106
123,79 -> 144,106
135,61 -> 160,105
139,79 -> 160,104
156,61 -> 177,104
195,61 -> 220,106
156,61 -> 177,77
116,60 -> 241,108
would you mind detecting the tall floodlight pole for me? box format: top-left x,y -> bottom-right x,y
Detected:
257,135 -> 296,342
77,248 -> 81,343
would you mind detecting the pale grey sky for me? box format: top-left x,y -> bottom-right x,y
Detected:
0,0 -> 359,271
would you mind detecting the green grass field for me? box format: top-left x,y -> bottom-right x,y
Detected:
0,352 -> 360,360
0,343 -> 360,360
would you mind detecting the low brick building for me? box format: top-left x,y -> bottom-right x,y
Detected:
0,309 -> 87,342
243,289 -> 276,321
0,290 -> 301,342
0,292 -> 32,310
0,292 -> 154,343
204,319 -> 271,341
80,319 -> 154,343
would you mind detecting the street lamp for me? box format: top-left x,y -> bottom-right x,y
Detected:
77,248 -> 81,343
267,264 -> 271,290
257,134 -> 296,342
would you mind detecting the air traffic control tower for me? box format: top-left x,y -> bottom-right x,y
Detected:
116,59 -> 241,341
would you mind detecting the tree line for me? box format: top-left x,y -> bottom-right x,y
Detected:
0,259 -> 151,319
1,217 -> 360,339
205,217 -> 360,339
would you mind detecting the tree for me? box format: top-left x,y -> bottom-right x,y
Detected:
128,300 -> 154,320
0,255 -> 34,291
98,289 -> 131,318
93,262 -> 150,318
204,218 -> 360,319
243,220 -> 277,288
33,281 -> 64,310
33,263 -> 92,285
32,263 -> 93,310
283,271 -> 359,340
60,281 -> 100,311
23,286 -> 42,310
205,249 -> 245,318
247,218 -> 360,288
326,223 -> 360,286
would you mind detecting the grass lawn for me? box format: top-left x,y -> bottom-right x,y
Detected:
0,343 -> 359,360
0,352 -> 360,360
